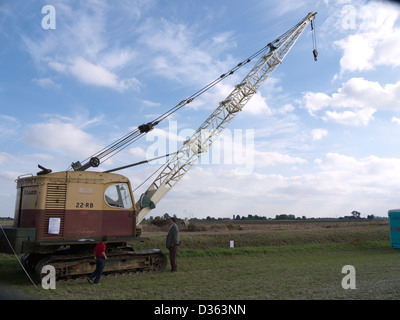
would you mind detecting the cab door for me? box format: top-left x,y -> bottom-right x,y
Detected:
102,182 -> 135,237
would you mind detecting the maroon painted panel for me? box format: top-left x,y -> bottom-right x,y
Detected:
18,208 -> 136,240
19,209 -> 37,228
63,210 -> 102,239
101,210 -> 135,237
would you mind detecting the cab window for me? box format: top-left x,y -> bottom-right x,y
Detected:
104,183 -> 132,209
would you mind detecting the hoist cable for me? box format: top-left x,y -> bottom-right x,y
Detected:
70,46 -> 269,170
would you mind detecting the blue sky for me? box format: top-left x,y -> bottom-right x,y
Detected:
1,0 -> 400,219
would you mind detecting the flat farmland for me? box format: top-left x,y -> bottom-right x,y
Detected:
1,219 -> 400,300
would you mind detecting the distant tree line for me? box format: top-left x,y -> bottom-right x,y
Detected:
233,214 -> 268,221
145,210 -> 385,222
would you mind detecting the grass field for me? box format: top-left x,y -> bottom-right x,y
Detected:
1,219 -> 399,300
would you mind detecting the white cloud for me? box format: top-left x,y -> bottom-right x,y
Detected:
47,61 -> 67,73
33,78 -> 60,88
323,108 -> 375,126
392,117 -> 400,125
47,57 -> 141,92
314,153 -> 400,190
136,18 -> 237,85
100,49 -> 137,70
334,1 -> 400,74
70,57 -> 140,91
276,104 -> 295,115
303,77 -> 400,126
311,129 -> 328,141
23,116 -> 103,159
21,1 -> 143,92
305,78 -> 400,111
243,92 -> 273,116
128,147 -> 147,160
254,151 -> 307,168
303,92 -> 332,115
335,34 -> 374,73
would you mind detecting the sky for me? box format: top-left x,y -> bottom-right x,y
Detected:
1,0 -> 400,220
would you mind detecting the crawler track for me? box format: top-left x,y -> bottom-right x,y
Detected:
25,245 -> 167,281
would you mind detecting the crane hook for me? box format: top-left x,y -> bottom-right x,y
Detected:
313,49 -> 318,61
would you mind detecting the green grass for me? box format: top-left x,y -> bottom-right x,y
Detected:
2,242 -> 399,300
1,221 -> 399,300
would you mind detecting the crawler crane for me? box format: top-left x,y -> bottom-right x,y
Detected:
0,12 -> 317,280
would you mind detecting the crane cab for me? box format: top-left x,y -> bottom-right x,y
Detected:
2,171 -> 137,253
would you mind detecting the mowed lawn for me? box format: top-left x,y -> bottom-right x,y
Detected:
1,220 -> 400,300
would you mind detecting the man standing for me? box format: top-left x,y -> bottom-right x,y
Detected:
88,235 -> 108,285
166,217 -> 180,272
